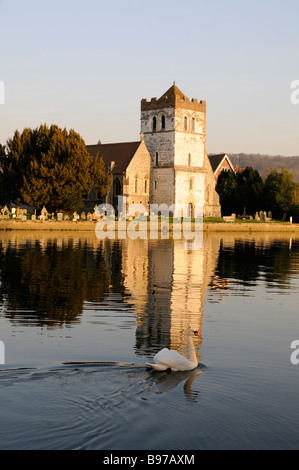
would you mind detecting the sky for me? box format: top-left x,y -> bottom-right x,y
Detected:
0,0 -> 298,156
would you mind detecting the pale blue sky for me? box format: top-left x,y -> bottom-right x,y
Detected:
0,0 -> 298,155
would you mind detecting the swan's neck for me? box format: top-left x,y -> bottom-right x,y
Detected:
187,335 -> 198,366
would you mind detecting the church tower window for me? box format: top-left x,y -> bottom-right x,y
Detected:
188,153 -> 191,166
135,177 -> 138,193
191,117 -> 196,132
161,114 -> 166,130
184,116 -> 188,131
153,116 -> 157,133
155,152 -> 159,166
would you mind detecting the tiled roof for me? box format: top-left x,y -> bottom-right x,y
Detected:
86,141 -> 141,174
208,154 -> 227,172
158,83 -> 186,102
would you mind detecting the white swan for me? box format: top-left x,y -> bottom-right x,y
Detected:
146,329 -> 200,371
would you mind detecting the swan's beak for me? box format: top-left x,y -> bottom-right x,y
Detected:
194,331 -> 200,336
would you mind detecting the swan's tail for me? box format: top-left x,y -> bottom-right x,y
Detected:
146,362 -> 168,371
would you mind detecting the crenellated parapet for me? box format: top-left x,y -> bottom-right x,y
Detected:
141,84 -> 206,112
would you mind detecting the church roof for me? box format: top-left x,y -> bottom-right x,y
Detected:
158,83 -> 186,102
141,83 -> 206,111
208,154 -> 235,173
86,141 -> 141,174
208,154 -> 227,172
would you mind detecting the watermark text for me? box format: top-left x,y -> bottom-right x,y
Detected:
290,340 -> 299,365
290,80 -> 299,105
95,197 -> 203,250
0,340 -> 4,364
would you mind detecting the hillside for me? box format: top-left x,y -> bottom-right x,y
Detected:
228,154 -> 299,181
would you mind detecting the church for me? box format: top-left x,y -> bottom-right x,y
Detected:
86,83 -> 221,217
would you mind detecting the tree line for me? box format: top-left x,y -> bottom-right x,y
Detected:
0,124 -> 111,213
1,124 -> 298,221
216,166 -> 299,221
228,154 -> 299,181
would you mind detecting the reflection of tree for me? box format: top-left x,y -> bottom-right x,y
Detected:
0,240 -> 110,326
213,239 -> 299,289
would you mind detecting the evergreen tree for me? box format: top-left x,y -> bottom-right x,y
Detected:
235,166 -> 264,215
216,170 -> 237,215
263,166 -> 295,218
0,124 -> 111,212
216,166 -> 264,216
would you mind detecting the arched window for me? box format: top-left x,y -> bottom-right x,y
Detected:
135,177 -> 138,193
161,115 -> 166,130
113,177 -> 122,197
188,153 -> 191,166
154,180 -> 157,190
155,152 -> 159,166
191,117 -> 196,132
184,116 -> 188,131
144,179 -> 148,193
189,178 -> 193,191
153,116 -> 157,133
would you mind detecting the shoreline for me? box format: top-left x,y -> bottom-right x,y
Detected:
1,219 -> 299,232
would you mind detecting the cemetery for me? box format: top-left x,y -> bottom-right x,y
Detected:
0,203 -> 299,233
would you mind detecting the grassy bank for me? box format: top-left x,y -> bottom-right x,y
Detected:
1,218 -> 299,233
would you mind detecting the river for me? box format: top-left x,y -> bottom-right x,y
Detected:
0,231 -> 299,449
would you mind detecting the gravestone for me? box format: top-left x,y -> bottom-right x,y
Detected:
1,205 -> 10,219
241,206 -> 247,217
57,212 -> 63,221
40,206 -> 49,220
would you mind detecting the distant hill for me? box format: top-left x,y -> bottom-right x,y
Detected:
227,154 -> 299,181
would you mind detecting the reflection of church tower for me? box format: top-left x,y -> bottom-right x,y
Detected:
130,236 -> 221,356
121,239 -> 149,315
169,235 -> 221,349
141,83 -> 220,217
131,241 -> 173,353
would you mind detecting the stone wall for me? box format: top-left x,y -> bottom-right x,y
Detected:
174,169 -> 205,211
203,152 -> 221,217
123,140 -> 151,211
174,106 -> 206,168
141,107 -> 175,167
150,167 -> 175,208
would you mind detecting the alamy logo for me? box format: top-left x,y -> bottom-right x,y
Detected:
0,81 -> 4,104
0,340 -> 4,364
290,340 -> 299,365
95,197 -> 203,250
290,80 -> 299,105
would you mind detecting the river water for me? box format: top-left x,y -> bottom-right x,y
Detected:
0,230 -> 299,450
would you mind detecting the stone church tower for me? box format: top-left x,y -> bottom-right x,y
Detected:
140,83 -> 220,217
